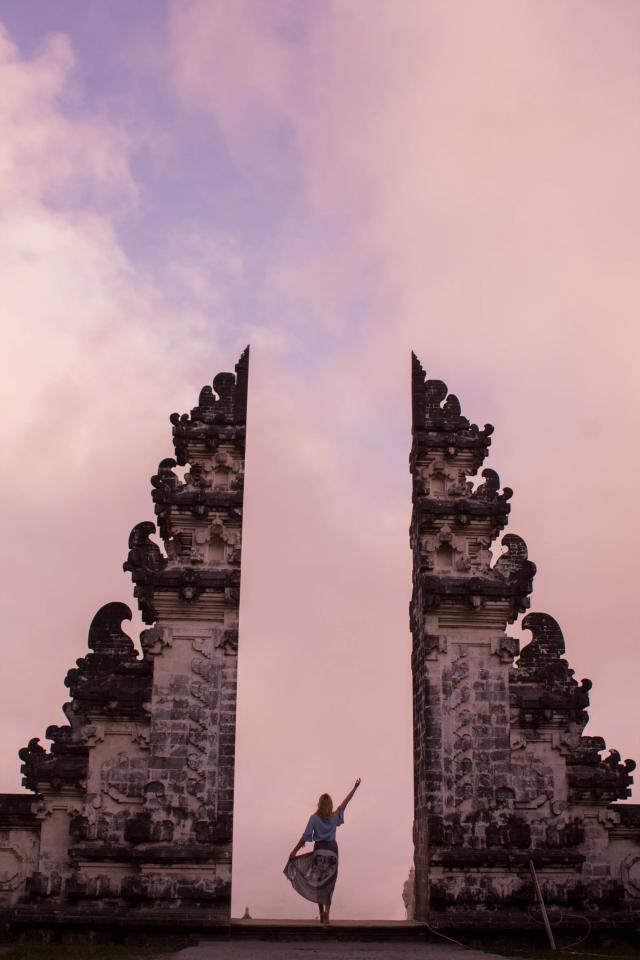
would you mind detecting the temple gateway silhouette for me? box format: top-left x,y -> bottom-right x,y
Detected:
0,348 -> 639,932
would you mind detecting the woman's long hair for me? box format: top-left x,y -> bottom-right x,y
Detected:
317,793 -> 333,820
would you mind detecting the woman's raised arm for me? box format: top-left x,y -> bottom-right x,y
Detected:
339,777 -> 361,811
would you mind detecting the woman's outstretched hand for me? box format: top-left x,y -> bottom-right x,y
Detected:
339,778 -> 361,811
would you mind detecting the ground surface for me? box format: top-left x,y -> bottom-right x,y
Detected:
1,923 -> 638,960
0,934 -> 528,960
1,939 -> 637,960
166,943 -> 506,960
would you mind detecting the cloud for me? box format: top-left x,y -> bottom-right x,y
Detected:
0,21 -> 247,494
0,19 -> 246,809
0,26 -> 134,208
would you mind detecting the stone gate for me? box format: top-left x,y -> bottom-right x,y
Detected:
410,353 -> 640,929
0,348 -> 249,929
1,348 -> 640,932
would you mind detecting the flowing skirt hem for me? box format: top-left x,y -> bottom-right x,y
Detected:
283,844 -> 338,905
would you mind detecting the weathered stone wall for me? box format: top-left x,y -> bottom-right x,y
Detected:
0,349 -> 248,928
410,353 -> 640,930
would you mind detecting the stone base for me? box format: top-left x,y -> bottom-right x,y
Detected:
230,920 -> 431,941
1,913 -> 432,942
6,903 -> 231,935
426,903 -> 640,933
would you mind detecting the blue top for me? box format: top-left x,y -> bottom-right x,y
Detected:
302,808 -> 344,845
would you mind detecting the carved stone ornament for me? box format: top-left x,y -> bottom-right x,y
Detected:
491,635 -> 519,662
180,569 -> 204,602
621,855 -> 640,897
0,848 -> 23,891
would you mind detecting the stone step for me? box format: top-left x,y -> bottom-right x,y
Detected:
229,920 -> 431,941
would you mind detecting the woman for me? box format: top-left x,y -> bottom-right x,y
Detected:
284,778 -> 361,924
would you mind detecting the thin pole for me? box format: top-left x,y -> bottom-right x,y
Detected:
529,859 -> 557,950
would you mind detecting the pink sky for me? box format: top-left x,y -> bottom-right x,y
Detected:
1,1 -> 640,919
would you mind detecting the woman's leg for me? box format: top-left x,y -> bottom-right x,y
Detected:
319,904 -> 326,923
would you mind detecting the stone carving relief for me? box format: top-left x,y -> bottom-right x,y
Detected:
621,855 -> 640,897
545,816 -> 584,848
0,849 -> 22,892
424,634 -> 448,660
101,753 -> 146,802
416,460 -> 467,499
422,525 -> 468,572
491,636 -> 519,663
190,523 -> 241,565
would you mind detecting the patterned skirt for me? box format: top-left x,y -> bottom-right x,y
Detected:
283,840 -> 339,905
